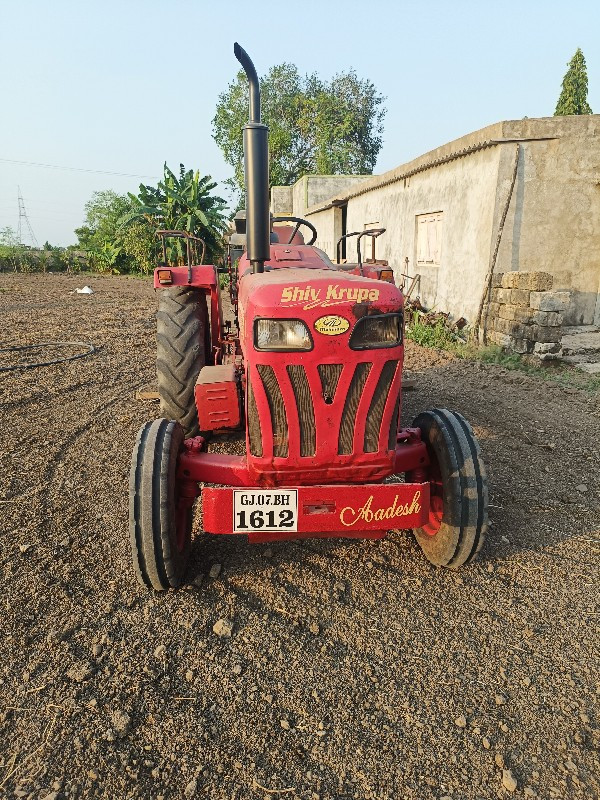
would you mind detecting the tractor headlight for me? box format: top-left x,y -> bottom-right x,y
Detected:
350,313 -> 403,349
254,318 -> 313,351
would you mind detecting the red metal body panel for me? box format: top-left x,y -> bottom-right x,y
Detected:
237,268 -> 402,320
202,482 -> 429,541
237,244 -> 336,280
195,381 -> 240,431
153,264 -> 217,290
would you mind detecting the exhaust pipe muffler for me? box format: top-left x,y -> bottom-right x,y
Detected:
234,43 -> 270,274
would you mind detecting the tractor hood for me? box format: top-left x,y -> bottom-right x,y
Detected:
237,243 -> 338,280
238,268 -> 404,346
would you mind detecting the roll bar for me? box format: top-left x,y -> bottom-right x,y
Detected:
336,228 -> 386,275
156,230 -> 206,283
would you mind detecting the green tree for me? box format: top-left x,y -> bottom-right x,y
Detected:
555,48 -> 593,115
212,63 -> 386,198
76,190 -> 133,246
120,220 -> 156,274
123,164 -> 228,265
0,227 -> 23,271
75,190 -> 135,272
42,242 -> 75,272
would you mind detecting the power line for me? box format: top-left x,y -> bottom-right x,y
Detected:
0,157 -> 159,180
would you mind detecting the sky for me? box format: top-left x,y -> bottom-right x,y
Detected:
0,0 -> 598,247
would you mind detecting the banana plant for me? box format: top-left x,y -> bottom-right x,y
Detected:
89,241 -> 123,274
121,164 -> 228,265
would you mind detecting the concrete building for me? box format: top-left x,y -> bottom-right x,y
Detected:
271,116 -> 600,326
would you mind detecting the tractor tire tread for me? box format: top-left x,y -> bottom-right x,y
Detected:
129,418 -> 191,590
156,287 -> 208,438
451,410 -> 488,563
129,422 -> 152,588
412,407 -> 488,568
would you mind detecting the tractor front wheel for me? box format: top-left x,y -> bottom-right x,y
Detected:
411,408 -> 488,568
129,419 -> 193,590
156,287 -> 209,438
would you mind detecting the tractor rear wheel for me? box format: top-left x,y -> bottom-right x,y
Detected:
411,408 -> 488,568
156,287 -> 209,438
129,418 -> 193,590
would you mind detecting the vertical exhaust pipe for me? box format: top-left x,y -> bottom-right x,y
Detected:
234,43 -> 270,274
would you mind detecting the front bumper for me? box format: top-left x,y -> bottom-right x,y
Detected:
202,481 -> 429,543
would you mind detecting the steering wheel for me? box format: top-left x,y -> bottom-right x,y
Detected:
272,216 -> 318,246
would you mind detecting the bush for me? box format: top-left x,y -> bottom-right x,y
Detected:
405,313 -> 465,352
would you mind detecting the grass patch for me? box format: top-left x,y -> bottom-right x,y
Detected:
477,344 -> 600,392
478,345 -> 530,369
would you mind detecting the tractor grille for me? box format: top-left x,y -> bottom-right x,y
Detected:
317,363 -> 343,402
256,364 -> 288,457
338,363 -> 372,455
388,395 -> 400,450
249,359 -> 399,461
364,360 -> 398,453
247,374 -> 262,457
287,365 -> 316,457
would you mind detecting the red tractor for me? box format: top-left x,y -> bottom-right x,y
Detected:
129,44 -> 488,590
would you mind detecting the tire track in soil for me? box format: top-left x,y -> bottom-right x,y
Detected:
0,378 -> 103,411
40,394 -> 128,489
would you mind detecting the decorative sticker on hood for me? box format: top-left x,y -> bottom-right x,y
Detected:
281,284 -> 380,310
314,315 -> 350,336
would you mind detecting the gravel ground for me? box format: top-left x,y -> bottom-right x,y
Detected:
1,273 -> 599,800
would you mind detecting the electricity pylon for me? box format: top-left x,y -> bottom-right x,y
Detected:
17,187 -> 38,249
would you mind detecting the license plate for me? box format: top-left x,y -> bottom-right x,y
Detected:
233,489 -> 298,533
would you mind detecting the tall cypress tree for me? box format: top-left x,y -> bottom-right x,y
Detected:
555,48 -> 593,115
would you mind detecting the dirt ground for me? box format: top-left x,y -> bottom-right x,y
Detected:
1,273 -> 599,800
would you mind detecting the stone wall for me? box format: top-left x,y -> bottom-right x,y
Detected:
486,271 -> 570,359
